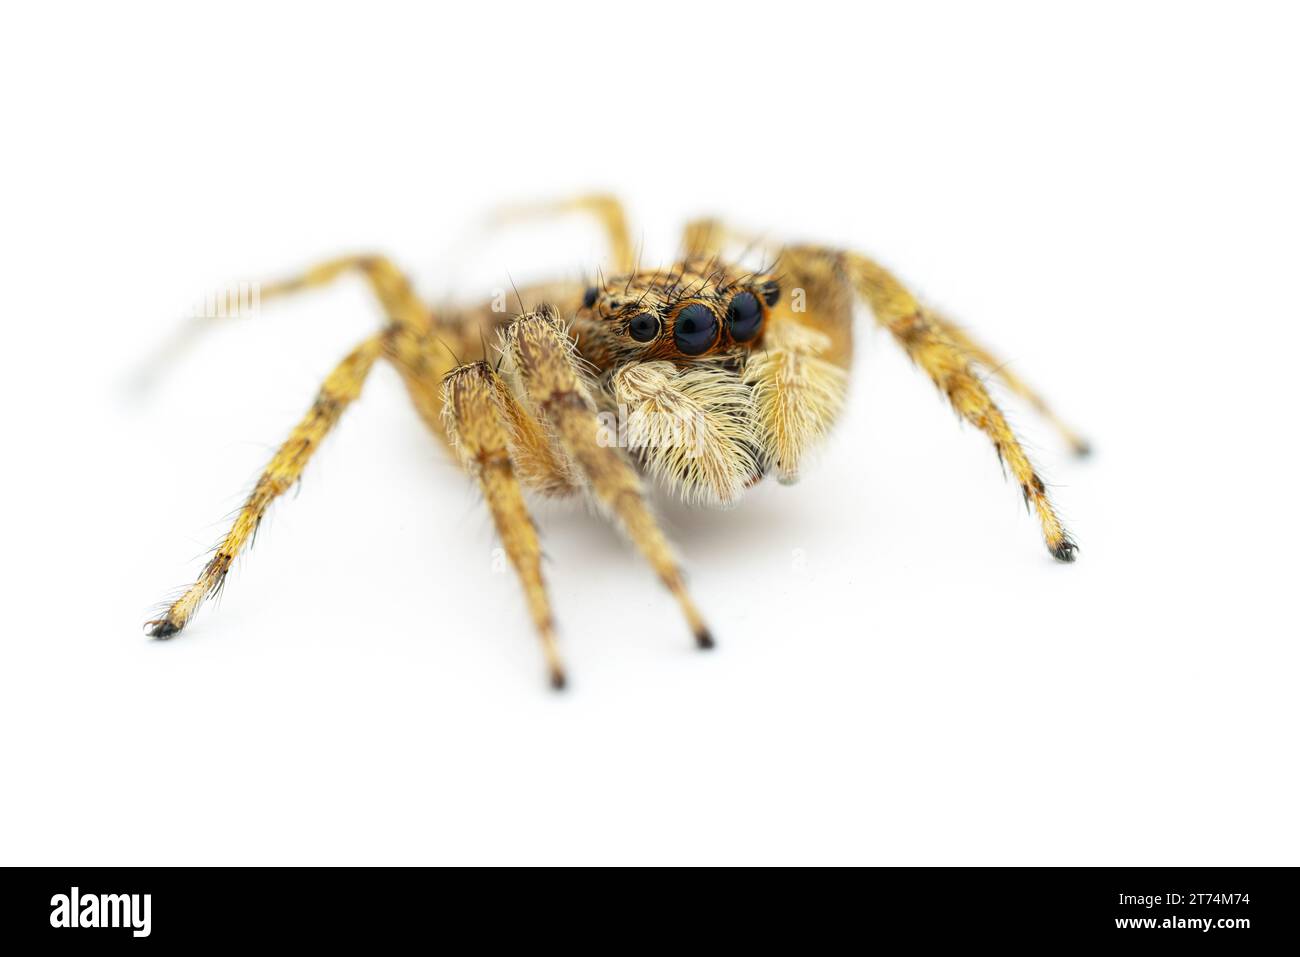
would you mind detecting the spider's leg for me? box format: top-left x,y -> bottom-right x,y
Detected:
770,245 -> 857,369
442,361 -> 566,688
921,307 -> 1091,457
133,255 -> 431,393
679,217 -> 730,259
260,254 -> 429,330
504,306 -> 713,648
791,245 -> 1077,562
146,334 -> 385,638
489,193 -> 635,274
381,322 -> 580,496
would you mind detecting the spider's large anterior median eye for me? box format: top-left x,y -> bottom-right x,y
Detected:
726,291 -> 763,342
582,286 -> 599,309
673,303 -> 718,355
628,312 -> 660,342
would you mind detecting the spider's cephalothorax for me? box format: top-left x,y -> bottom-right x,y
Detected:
572,256 -> 781,370
553,256 -> 816,508
144,195 -> 1087,689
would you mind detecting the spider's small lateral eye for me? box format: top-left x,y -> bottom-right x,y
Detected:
582,286 -> 599,309
628,312 -> 660,342
726,291 -> 764,342
759,280 -> 780,307
673,303 -> 718,355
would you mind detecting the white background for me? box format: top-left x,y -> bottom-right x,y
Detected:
2,1 -> 1296,865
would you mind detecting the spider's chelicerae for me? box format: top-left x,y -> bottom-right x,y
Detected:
147,195 -> 1086,688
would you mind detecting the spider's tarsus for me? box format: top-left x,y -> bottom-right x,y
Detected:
144,619 -> 180,639
694,628 -> 715,650
1072,439 -> 1093,459
548,667 -> 568,691
1051,540 -> 1079,563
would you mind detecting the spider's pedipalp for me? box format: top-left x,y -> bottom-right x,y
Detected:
610,360 -> 761,507
742,322 -> 849,485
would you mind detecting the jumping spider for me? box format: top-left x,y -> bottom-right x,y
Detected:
146,195 -> 1086,688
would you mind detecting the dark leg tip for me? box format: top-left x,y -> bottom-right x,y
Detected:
1072,440 -> 1093,459
1051,540 -> 1079,563
145,619 -> 180,639
694,628 -> 715,650
548,668 -> 568,692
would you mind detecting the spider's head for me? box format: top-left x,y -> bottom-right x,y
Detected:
575,257 -> 780,369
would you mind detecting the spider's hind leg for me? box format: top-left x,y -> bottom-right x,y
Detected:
259,254 -> 430,330
134,255 -> 431,394
488,194 -> 636,274
146,334 -> 385,638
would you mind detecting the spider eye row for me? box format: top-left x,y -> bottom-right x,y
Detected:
619,289 -> 773,353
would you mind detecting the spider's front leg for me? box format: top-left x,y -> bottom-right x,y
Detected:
919,307 -> 1091,458
503,306 -> 714,649
442,362 -> 566,688
787,244 -> 1079,561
